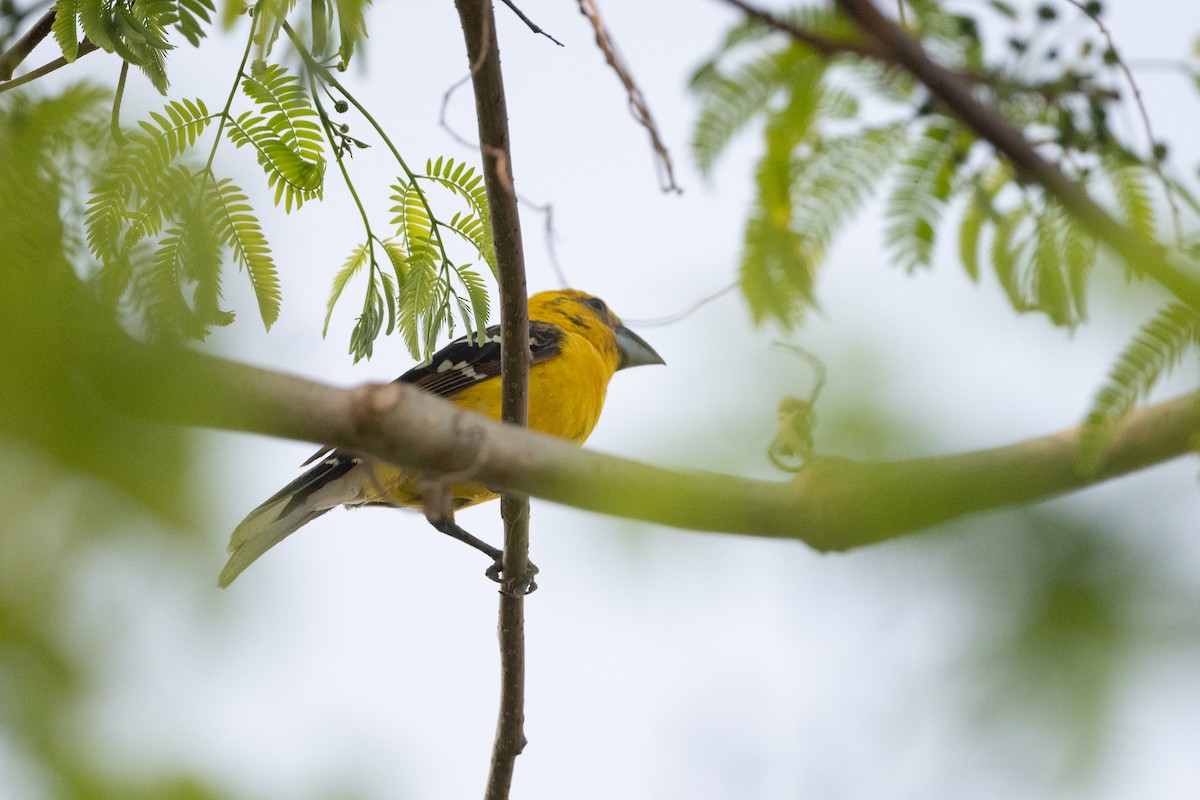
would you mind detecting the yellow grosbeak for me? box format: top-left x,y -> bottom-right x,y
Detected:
220,289 -> 664,587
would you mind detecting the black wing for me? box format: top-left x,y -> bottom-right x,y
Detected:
397,321 -> 562,397
300,321 -> 563,468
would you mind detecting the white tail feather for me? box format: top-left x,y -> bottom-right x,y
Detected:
218,499 -> 330,587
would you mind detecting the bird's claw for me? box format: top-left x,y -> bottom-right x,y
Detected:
485,557 -> 540,595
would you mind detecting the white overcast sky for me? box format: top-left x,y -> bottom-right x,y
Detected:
8,1 -> 1200,799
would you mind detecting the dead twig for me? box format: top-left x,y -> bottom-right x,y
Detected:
498,0 -> 563,46
576,0 -> 682,194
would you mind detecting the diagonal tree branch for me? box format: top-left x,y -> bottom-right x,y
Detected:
453,0 -> 531,797
718,0 -> 1200,312
0,8 -> 57,81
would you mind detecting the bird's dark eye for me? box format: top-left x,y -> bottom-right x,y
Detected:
582,297 -> 607,314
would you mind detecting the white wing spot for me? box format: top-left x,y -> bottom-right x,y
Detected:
437,359 -> 481,379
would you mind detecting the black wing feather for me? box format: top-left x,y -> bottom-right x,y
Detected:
299,321 -> 563,467
398,321 -> 562,396
262,453 -> 359,519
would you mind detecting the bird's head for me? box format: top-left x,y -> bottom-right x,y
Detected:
529,289 -> 665,370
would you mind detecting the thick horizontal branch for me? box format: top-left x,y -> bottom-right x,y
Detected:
103,340 -> 1200,552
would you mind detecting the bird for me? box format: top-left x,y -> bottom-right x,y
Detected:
219,289 -> 664,588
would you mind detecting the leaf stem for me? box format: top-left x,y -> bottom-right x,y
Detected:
280,21 -> 454,268
110,60 -> 129,145
308,67 -> 379,323
203,12 -> 258,176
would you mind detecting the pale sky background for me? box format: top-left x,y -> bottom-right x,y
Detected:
8,1 -> 1200,798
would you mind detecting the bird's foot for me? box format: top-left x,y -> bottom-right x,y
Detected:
486,557 -> 539,596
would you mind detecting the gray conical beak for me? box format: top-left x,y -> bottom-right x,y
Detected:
615,325 -> 665,370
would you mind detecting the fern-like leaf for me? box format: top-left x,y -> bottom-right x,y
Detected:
885,118 -> 965,271
324,241 -> 369,336
389,180 -> 437,271
457,265 -> 490,343
397,247 -> 439,360
1102,154 -> 1156,246
78,0 -> 118,52
989,204 -> 1030,311
1079,303 -> 1200,472
741,213 -> 814,327
228,64 -> 325,211
52,0 -> 82,60
175,0 -> 215,46
209,177 -> 281,329
957,162 -> 1012,282
1031,204 -> 1073,326
791,124 -> 906,263
240,63 -> 324,163
423,157 -> 495,271
1062,211 -> 1095,320
251,0 -> 296,62
86,99 -> 211,286
147,227 -> 204,337
335,0 -> 370,67
691,47 -> 805,176
113,2 -> 176,94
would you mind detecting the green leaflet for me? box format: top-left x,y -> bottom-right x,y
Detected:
84,99 -> 249,337
1102,155 -> 1156,252
52,0 -> 81,61
885,118 -> 965,272
227,63 -> 325,212
692,47 -> 805,177
335,157 -> 495,362
209,178 -> 281,330
325,241 -> 370,337
422,156 -> 495,274
1079,304 -> 1200,473
335,0 -> 372,67
175,0 -> 217,47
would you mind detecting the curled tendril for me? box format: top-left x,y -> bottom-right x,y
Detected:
768,343 -> 826,472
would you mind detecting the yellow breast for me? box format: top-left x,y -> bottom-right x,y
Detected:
372,319 -> 619,510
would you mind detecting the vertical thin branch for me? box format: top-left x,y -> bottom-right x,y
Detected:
453,0 -> 531,798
